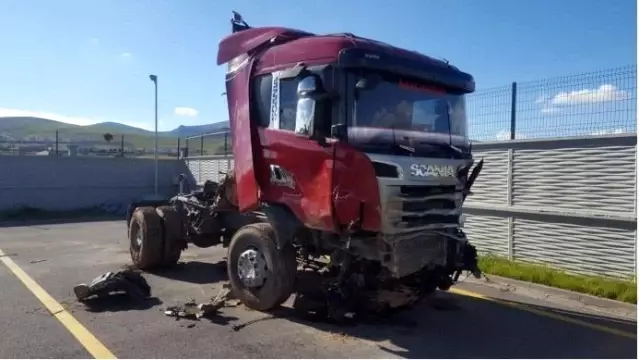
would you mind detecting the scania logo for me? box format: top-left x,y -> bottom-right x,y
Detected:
409,164 -> 456,178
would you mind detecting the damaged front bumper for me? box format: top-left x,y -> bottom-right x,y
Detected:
379,228 -> 481,280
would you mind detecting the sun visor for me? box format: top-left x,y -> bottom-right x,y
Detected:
337,48 -> 475,93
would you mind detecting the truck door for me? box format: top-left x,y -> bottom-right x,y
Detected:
255,69 -> 338,232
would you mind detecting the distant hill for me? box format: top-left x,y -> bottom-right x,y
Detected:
166,123 -> 230,138
84,122 -> 156,136
0,116 -> 230,152
0,116 -> 230,137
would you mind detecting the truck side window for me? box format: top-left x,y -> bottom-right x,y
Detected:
279,78 -> 298,131
251,74 -> 273,128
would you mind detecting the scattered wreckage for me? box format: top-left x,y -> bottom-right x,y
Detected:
73,269 -> 237,322
73,270 -> 151,302
121,12 -> 484,323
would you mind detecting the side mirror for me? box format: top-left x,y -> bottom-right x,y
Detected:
294,75 -> 328,140
331,124 -> 347,140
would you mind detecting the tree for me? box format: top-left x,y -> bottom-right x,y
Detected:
103,133 -> 114,142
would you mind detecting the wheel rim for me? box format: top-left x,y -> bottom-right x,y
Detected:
237,248 -> 267,288
135,229 -> 143,250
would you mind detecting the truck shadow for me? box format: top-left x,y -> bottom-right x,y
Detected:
80,294 -> 163,313
150,260 -> 228,285
235,288 -> 637,359
143,259 -> 636,358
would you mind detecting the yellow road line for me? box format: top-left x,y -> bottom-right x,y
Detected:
0,249 -> 116,359
450,287 -> 637,340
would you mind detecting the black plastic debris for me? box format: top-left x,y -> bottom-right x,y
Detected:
164,302 -> 203,320
164,287 -> 236,321
73,270 -> 151,302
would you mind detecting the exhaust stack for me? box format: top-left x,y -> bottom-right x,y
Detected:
231,11 -> 250,33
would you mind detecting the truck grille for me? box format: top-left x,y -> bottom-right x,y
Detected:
379,184 -> 463,278
397,185 -> 461,228
368,153 -> 472,279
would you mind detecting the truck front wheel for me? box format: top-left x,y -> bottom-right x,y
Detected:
227,223 -> 297,311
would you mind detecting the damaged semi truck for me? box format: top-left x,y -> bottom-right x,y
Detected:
126,12 -> 484,316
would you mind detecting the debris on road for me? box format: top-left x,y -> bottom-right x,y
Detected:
164,302 -> 203,320
73,270 -> 151,302
164,286 -> 238,321
29,259 -> 47,264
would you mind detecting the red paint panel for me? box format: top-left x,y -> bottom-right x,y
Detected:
227,62 -> 260,212
257,128 -> 336,232
332,143 -> 382,232
217,27 -> 313,65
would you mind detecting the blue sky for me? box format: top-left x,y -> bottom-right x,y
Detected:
0,0 -> 636,140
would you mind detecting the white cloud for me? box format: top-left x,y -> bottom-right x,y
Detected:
535,95 -> 549,104
174,107 -> 199,117
550,84 -> 630,106
88,37 -> 100,44
588,128 -> 628,136
0,107 -> 152,131
495,130 -> 527,141
117,53 -> 133,63
540,106 -> 562,114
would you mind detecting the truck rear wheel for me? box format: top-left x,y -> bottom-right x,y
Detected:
129,207 -> 165,269
227,223 -> 297,311
156,205 -> 184,266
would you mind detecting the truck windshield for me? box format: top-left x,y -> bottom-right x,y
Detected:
352,72 -> 468,138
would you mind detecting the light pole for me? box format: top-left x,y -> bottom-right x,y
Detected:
149,74 -> 159,196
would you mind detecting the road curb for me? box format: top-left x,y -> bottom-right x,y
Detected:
464,274 -> 637,319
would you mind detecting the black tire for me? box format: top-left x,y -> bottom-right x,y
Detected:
227,223 -> 297,311
129,207 -> 164,269
155,205 -> 184,266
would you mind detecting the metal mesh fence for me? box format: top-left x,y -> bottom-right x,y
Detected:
467,64 -> 637,141
466,85 -> 514,141
1,64 -> 635,156
0,129 -> 182,158
184,131 -> 232,158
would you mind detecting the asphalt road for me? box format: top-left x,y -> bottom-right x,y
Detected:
0,220 -> 636,359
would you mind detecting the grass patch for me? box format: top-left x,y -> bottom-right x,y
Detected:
478,254 -> 637,304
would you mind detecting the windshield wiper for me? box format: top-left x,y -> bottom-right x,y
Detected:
415,141 -> 467,158
390,141 -> 466,158
393,143 -> 416,155
424,141 -> 462,154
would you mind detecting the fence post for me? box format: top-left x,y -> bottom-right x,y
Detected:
200,133 -> 204,156
507,149 -> 514,261
510,82 -> 517,140
177,138 -> 181,159
224,132 -> 228,156
55,130 -> 59,156
120,134 -> 124,157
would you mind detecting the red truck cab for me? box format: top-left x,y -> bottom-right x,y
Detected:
219,16 -> 476,245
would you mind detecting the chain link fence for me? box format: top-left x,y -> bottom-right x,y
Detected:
0,129 -> 183,158
468,64 -> 637,141
1,64 -> 635,156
